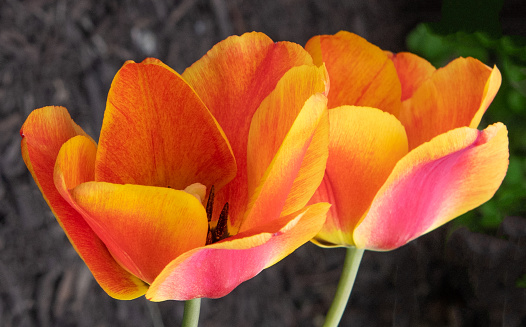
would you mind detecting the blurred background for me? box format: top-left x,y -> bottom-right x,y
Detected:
1,0 -> 525,326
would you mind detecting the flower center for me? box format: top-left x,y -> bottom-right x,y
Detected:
205,185 -> 230,244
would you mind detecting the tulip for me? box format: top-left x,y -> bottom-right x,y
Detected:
306,31 -> 509,251
21,32 -> 331,302
305,31 -> 509,327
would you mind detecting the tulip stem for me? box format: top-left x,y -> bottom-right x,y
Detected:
323,247 -> 365,327
182,298 -> 201,327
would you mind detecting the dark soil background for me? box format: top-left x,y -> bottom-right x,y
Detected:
1,0 -> 526,326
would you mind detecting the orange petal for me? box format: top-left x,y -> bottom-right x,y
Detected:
387,52 -> 436,101
399,57 -> 502,150
305,31 -> 401,116
354,123 -> 509,250
241,93 -> 328,233
69,182 -> 209,284
54,135 -> 97,193
182,32 -> 314,229
21,107 -> 147,299
239,65 -> 329,232
146,202 -> 330,301
309,106 -> 408,247
21,107 -> 92,194
95,58 -> 236,192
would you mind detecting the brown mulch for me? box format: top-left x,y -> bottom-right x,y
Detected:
1,1 -> 525,326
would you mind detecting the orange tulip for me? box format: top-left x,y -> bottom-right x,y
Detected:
21,32 -> 331,301
306,31 -> 509,250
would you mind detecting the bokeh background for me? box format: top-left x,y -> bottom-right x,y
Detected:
1,0 -> 525,326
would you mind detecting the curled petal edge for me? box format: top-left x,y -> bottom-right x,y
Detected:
146,202 -> 330,301
353,123 -> 509,251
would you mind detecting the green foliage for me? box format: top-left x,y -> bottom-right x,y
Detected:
406,23 -> 526,234
516,274 -> 526,288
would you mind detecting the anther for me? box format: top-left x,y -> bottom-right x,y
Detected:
204,186 -> 229,245
213,202 -> 229,243
206,185 -> 215,222
206,226 -> 213,245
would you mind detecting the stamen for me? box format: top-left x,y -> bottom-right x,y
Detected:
213,202 -> 229,243
206,226 -> 213,245
206,185 -> 215,222
204,186 -> 229,245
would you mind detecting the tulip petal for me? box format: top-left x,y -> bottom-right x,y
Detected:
241,93 -> 328,232
309,106 -> 408,247
399,57 -> 502,149
21,107 -> 91,192
54,135 -> 97,192
182,32 -> 314,229
354,123 -> 509,250
21,106 -> 147,299
69,182 -> 209,284
240,65 -> 329,232
305,31 -> 401,115
146,202 -> 330,301
387,52 -> 436,101
95,58 -> 236,192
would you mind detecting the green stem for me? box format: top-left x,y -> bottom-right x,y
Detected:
323,247 -> 365,327
182,298 -> 201,327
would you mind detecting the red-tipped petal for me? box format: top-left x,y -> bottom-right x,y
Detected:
354,123 -> 509,250
69,182 -> 209,284
146,202 -> 330,301
182,32 -> 314,228
309,106 -> 408,247
305,31 -> 401,115
95,58 -> 236,191
21,107 -> 147,299
399,57 -> 502,150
